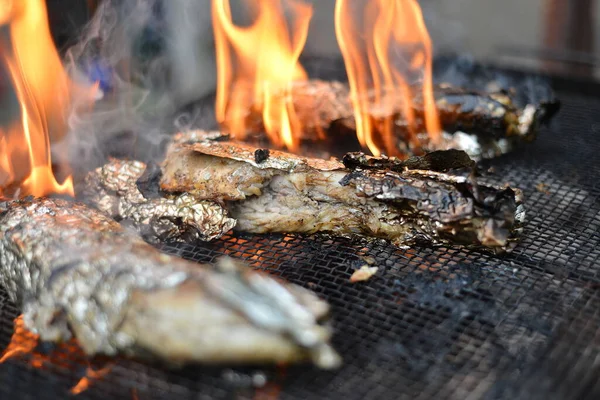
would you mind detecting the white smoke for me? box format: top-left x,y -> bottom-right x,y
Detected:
62,0 -> 216,179
60,0 -> 553,181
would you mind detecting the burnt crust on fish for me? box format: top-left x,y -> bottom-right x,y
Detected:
254,148 -> 270,164
403,85 -> 559,160
81,159 -> 236,242
0,197 -> 340,368
342,150 -> 476,173
339,167 -> 523,248
159,132 -> 524,251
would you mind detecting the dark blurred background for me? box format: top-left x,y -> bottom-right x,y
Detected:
44,0 -> 600,83
46,0 -> 97,50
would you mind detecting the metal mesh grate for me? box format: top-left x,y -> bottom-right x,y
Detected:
0,81 -> 599,399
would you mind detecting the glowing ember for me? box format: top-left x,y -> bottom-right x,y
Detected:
253,366 -> 286,400
0,316 -> 42,366
335,0 -> 440,156
1,316 -> 112,395
69,364 -> 113,395
212,0 -> 313,152
0,0 -> 95,199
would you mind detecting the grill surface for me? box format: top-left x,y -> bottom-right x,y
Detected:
1,64 -> 600,399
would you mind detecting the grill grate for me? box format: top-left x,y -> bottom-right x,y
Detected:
1,80 -> 600,399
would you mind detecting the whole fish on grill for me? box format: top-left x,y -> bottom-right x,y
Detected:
157,131 -> 524,251
81,159 -> 235,242
220,80 -> 559,160
0,197 -> 340,368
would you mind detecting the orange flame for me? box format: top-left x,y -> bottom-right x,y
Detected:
335,0 -> 440,156
212,0 -> 312,152
0,0 -> 88,199
1,315 -> 113,395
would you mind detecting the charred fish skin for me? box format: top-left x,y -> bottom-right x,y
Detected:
342,150 -> 525,249
342,150 -> 476,173
340,166 -> 524,250
429,85 -> 557,140
0,197 -> 340,368
412,85 -> 559,160
159,132 -> 524,251
81,159 -> 236,242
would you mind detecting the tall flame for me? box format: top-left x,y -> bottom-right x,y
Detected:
212,0 -> 312,152
335,0 -> 440,156
0,0 -> 84,198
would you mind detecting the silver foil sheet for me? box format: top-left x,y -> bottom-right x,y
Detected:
0,197 -> 340,368
82,159 -> 235,242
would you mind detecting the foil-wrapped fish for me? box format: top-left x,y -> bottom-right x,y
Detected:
0,197 -> 340,368
81,159 -> 235,242
159,131 -> 524,251
219,80 -> 559,160
353,84 -> 561,160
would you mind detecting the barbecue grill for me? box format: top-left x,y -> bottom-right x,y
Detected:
0,53 -> 598,399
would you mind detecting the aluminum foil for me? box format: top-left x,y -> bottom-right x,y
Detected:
0,198 -> 190,353
82,159 -> 236,242
0,197 -> 340,368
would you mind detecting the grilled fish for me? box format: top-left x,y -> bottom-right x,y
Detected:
159,131 -> 524,251
0,197 -> 340,368
81,159 -> 235,242
220,80 -> 559,160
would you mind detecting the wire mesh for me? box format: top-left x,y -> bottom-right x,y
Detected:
0,74 -> 599,399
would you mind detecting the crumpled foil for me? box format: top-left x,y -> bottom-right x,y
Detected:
0,197 -> 189,354
0,197 -> 340,368
82,159 -> 236,242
